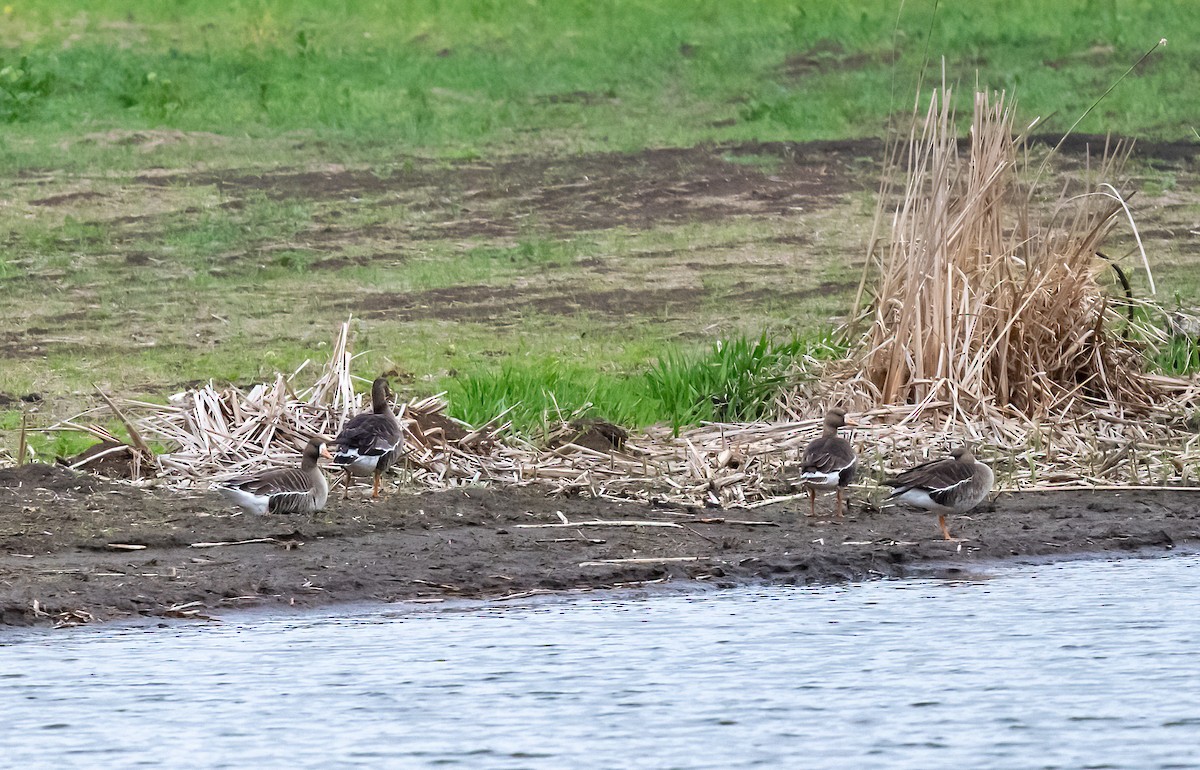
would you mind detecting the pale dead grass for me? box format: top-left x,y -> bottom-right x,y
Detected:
3,176 -> 206,232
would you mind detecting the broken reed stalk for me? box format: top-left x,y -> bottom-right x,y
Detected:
17,412 -> 28,466
93,387 -> 150,454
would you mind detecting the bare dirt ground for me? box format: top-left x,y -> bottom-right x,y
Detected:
1,462 -> 1196,627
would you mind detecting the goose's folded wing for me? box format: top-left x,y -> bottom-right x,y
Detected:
886,459 -> 974,502
369,428 -> 403,454
334,415 -> 401,455
234,468 -> 313,496
801,437 -> 856,474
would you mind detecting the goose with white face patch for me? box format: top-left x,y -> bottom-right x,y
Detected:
885,445 -> 994,540
330,375 -> 404,500
798,408 -> 858,518
215,438 -> 332,515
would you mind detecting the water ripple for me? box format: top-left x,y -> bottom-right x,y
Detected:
2,554 -> 1200,769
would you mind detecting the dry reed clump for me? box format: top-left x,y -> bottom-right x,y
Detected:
804,87 -> 1200,488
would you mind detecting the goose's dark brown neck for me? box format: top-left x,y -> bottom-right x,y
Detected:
371,379 -> 390,414
300,441 -> 322,471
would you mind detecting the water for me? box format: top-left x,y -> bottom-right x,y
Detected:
4,554 -> 1200,769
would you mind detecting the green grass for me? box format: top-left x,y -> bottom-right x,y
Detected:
645,333 -> 805,434
397,237 -> 592,292
0,0 -> 1194,172
721,152 -> 783,174
0,407 -> 127,464
1154,336 -> 1200,376
160,196 -> 313,265
446,331 -> 844,436
447,359 -> 653,436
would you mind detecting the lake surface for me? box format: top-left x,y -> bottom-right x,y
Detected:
3,553 -> 1200,769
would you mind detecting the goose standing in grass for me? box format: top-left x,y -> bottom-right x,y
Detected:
885,445 -> 994,540
798,408 -> 858,518
215,438 -> 332,515
330,375 -> 404,500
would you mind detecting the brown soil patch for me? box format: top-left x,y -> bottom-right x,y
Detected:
0,463 -> 1195,627
547,419 -> 629,452
29,191 -> 106,207
778,40 -> 887,79
0,392 -> 42,406
117,135 -> 1196,257
726,279 -> 857,305
337,284 -> 703,323
57,441 -> 139,480
1026,134 -> 1200,166
531,90 -> 620,106
138,141 -> 870,240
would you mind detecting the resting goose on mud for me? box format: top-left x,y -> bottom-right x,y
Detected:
885,445 -> 994,540
798,408 -> 858,518
215,438 -> 332,515
330,375 -> 404,499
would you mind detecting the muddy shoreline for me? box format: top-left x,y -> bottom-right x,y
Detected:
2,463 -> 1197,627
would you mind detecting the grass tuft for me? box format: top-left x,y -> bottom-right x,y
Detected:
0,55 -> 53,122
447,332 -> 835,437
1154,336 -> 1200,376
646,333 -> 808,434
446,358 -> 650,437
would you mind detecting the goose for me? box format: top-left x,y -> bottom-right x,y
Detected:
330,375 -> 404,499
885,445 -> 994,540
215,438 -> 332,515
798,408 -> 858,518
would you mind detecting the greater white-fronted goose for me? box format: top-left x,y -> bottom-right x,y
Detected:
330,375 -> 404,499
215,438 -> 332,515
885,445 -> 994,540
798,408 -> 858,518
